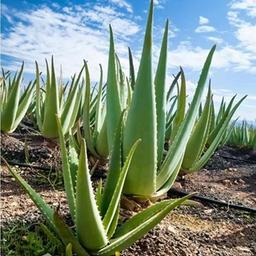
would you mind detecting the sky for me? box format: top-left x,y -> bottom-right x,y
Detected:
1,0 -> 256,121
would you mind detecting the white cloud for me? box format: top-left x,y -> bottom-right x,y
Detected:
227,1 -> 256,66
167,42 -> 254,73
195,25 -> 216,33
195,16 -> 215,33
199,16 -> 209,25
153,0 -> 165,9
1,3 -> 140,80
109,0 -> 133,13
207,36 -> 224,44
230,0 -> 256,17
235,23 -> 256,54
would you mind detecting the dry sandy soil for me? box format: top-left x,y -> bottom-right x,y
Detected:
1,133 -> 256,256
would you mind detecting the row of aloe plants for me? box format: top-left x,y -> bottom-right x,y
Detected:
227,120 -> 256,150
1,1 -> 247,255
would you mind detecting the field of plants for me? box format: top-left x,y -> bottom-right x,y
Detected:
1,1 -> 256,255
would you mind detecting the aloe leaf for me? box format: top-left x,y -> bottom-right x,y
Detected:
166,71 -> 181,102
123,0 -> 157,196
182,86 -> 212,170
68,133 -> 79,193
128,47 -> 135,89
154,156 -> 183,196
42,57 -> 60,138
190,95 -> 246,171
53,211 -> 90,256
96,179 -> 103,209
13,81 -> 35,132
107,205 -> 120,239
35,62 -> 43,131
83,61 -> 100,157
76,139 -> 108,250
4,159 -> 55,231
1,63 -> 23,132
95,64 -> 104,137
115,54 -> 126,110
101,113 -> 123,216
169,67 -> 186,141
207,95 -> 236,144
155,19 -> 168,165
93,195 -> 191,256
66,243 -> 73,256
157,45 -> 216,190
209,96 -> 215,133
57,117 -> 76,221
106,25 -> 122,151
103,139 -> 141,233
95,117 -> 109,158
40,223 -> 62,249
61,66 -> 83,134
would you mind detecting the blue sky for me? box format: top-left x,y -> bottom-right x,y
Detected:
1,0 -> 256,120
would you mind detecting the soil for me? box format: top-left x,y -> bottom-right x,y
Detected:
1,133 -> 256,256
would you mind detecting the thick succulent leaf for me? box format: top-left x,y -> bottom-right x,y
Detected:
40,223 -> 62,249
207,95 -> 236,144
106,25 -> 122,151
1,63 -> 23,132
42,57 -> 60,138
107,205 -> 120,239
57,117 -> 76,221
154,156 -> 183,196
4,159 -> 55,231
166,96 -> 177,125
93,195 -> 191,256
82,61 -> 100,157
182,86 -> 212,170
12,81 -> 35,132
61,66 -> 83,134
35,62 -> 43,131
115,54 -> 126,110
95,117 -> 109,158
123,0 -> 157,196
169,68 -> 186,142
68,133 -> 79,193
165,112 -> 176,140
103,139 -> 141,233
76,139 -> 108,250
157,45 -> 216,191
166,71 -> 181,102
190,95 -> 246,171
66,243 -> 73,256
96,179 -> 103,209
128,47 -> 135,89
101,113 -> 123,216
94,64 -> 104,137
155,19 -> 168,165
53,211 -> 90,256
209,97 -> 215,134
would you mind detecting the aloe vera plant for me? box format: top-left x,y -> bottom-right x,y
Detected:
179,84 -> 246,173
104,0 -> 216,197
227,120 -> 256,150
82,46 -> 131,158
6,114 -> 190,255
0,64 -> 35,133
35,58 -> 83,138
82,62 -> 109,158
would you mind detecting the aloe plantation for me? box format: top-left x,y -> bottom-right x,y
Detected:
1,0 -> 256,255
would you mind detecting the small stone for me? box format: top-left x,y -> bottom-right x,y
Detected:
236,246 -> 251,253
203,209 -> 214,215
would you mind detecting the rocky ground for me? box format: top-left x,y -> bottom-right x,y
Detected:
1,132 -> 256,256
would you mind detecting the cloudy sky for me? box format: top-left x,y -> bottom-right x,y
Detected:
1,0 -> 256,120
